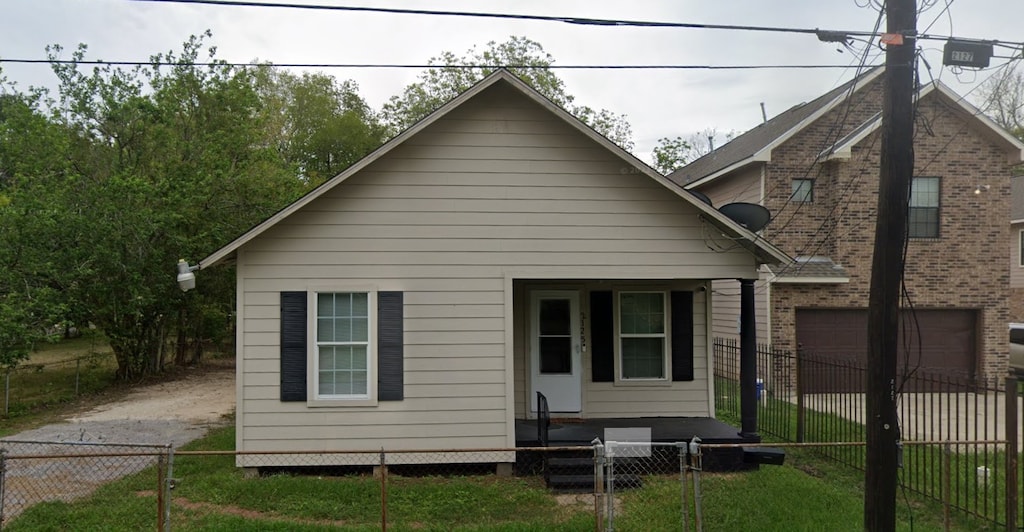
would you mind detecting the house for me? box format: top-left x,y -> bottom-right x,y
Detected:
672,67 -> 1024,386
1012,176 -> 1024,323
198,70 -> 788,468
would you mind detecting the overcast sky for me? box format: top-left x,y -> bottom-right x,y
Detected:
3,0 -> 1022,162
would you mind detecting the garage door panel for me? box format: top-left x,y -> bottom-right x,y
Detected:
795,309 -> 976,393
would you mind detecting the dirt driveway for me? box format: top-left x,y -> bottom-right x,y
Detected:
8,361 -> 235,445
1,361 -> 236,524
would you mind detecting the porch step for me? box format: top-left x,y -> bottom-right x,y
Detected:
547,457 -> 592,469
544,452 -> 644,492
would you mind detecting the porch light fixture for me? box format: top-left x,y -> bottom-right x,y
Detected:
974,184 -> 990,195
177,259 -> 199,292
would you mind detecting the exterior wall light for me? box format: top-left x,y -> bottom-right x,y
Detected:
177,259 -> 199,292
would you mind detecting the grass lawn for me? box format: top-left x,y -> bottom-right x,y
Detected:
1,332 -> 118,431
5,423 -> 998,531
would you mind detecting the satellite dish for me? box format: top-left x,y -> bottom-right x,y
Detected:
718,202 -> 771,232
688,190 -> 714,207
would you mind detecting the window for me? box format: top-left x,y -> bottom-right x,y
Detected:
1019,230 -> 1024,267
315,292 -> 371,399
909,177 -> 940,238
791,179 -> 814,202
619,292 -> 667,380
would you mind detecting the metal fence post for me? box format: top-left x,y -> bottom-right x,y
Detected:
593,439 -> 605,532
379,448 -> 387,532
606,442 -> 615,531
1006,377 -> 1018,532
0,448 -> 7,529
678,443 -> 690,532
795,347 -> 805,442
165,446 -> 174,532
3,371 -> 9,417
157,452 -> 166,531
943,442 -> 952,530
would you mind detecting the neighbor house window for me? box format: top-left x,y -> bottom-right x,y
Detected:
315,292 -> 371,399
1019,230 -> 1024,267
791,179 -> 814,202
909,177 -> 940,238
619,292 -> 667,380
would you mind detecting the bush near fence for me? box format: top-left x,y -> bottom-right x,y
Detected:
713,337 -> 1023,529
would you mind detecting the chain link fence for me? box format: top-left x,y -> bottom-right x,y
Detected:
1,439 -> 1017,530
0,439 -> 169,528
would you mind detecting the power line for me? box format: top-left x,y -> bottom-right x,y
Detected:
130,0 -> 880,37
0,59 -> 881,70
129,0 -> 1024,51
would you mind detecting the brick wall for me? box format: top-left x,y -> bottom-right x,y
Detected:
760,81 -> 1013,382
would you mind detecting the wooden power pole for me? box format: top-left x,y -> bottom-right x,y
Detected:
865,0 -> 916,529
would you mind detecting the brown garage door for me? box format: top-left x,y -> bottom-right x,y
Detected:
795,309 -> 977,392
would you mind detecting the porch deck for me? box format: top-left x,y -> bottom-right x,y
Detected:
515,416 -> 757,471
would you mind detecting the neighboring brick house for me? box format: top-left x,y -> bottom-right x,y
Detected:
1012,176 -> 1024,322
670,67 -> 1024,384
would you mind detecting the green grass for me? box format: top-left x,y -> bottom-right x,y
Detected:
715,387 -> 1016,530
1,332 -> 117,426
5,422 -> 1003,531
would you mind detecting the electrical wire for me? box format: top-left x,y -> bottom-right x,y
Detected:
129,0 -> 891,38
0,59 -> 882,70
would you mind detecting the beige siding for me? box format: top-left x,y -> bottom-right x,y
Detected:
708,276 -> 771,344
697,165 -> 764,207
237,82 -> 761,457
695,165 -> 770,345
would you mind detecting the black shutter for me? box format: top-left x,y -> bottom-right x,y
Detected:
590,291 -> 614,382
671,291 -> 695,382
280,291 -> 308,401
377,291 -> 404,401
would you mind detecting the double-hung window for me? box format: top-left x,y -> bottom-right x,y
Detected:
1019,230 -> 1024,267
315,292 -> 371,399
909,177 -> 940,238
791,179 -> 814,203
619,291 -> 667,380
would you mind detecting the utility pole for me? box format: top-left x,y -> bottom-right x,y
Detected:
865,0 -> 916,529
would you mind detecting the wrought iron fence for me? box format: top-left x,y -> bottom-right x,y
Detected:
712,336 -> 1023,528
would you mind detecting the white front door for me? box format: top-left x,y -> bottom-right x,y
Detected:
530,290 -> 582,414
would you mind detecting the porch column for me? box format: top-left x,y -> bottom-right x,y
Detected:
739,278 -> 760,440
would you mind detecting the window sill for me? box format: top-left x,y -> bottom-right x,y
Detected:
307,396 -> 378,408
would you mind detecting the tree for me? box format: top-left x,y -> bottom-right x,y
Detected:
255,69 -> 386,185
979,62 -> 1024,140
382,36 -> 634,150
0,92 -> 70,368
651,128 -> 737,174
1,34 -> 388,378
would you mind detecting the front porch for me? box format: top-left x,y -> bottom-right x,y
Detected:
514,416 -> 757,472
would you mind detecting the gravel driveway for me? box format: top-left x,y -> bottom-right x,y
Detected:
1,362 -> 236,524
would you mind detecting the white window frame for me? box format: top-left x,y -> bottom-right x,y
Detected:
909,176 -> 940,238
616,290 -> 669,382
309,288 -> 377,405
1019,229 -> 1024,267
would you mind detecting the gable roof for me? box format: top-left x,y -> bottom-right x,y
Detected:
819,82 -> 1024,164
669,67 -> 884,188
200,69 -> 790,269
672,67 -> 1024,188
